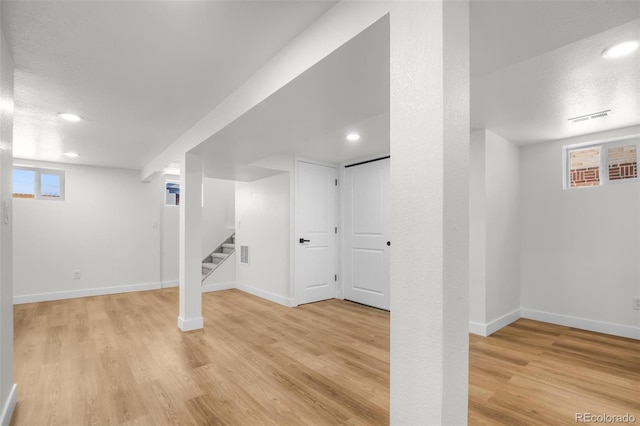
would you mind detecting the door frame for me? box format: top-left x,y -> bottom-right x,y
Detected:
293,157 -> 340,306
339,152 -> 390,301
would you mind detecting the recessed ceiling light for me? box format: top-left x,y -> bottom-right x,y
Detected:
602,40 -> 639,59
57,112 -> 83,122
64,152 -> 79,158
346,133 -> 360,142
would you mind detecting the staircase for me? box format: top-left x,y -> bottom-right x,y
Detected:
202,234 -> 235,282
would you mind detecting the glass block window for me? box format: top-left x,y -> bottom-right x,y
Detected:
569,147 -> 601,187
607,145 -> 637,181
564,137 -> 639,189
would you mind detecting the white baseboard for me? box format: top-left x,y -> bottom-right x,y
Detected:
177,316 -> 204,332
235,282 -> 295,307
487,309 -> 521,335
202,281 -> 236,293
12,279 -> 296,311
469,321 -> 487,336
521,308 -> 640,340
1,384 -> 17,426
13,282 -> 162,304
161,280 -> 179,288
469,308 -> 521,337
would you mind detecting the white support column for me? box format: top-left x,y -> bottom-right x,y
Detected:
389,1 -> 469,424
0,27 -> 17,426
442,1 -> 471,421
178,152 -> 203,331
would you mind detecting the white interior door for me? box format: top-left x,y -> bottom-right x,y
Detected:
343,158 -> 390,310
295,161 -> 337,305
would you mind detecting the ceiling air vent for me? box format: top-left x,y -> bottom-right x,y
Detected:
240,245 -> 250,265
568,110 -> 611,124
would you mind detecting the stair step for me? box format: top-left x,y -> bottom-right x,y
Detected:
202,233 -> 235,282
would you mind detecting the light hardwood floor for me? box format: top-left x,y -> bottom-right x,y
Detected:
11,288 -> 640,425
469,319 -> 640,425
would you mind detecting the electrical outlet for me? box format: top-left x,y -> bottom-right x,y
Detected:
73,270 -> 81,280
633,297 -> 640,311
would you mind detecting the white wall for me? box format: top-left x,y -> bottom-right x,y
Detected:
202,252 -> 236,289
202,177 -> 235,257
161,175 -> 179,287
0,23 -> 16,425
469,131 -> 487,324
469,129 -> 521,333
161,175 -> 235,287
235,172 -> 291,304
520,126 -> 640,338
13,161 -> 160,302
486,130 -> 521,321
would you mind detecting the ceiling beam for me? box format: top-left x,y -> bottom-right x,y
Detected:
140,0 -> 392,182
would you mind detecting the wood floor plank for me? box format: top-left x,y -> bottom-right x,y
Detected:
469,318 -> 640,425
12,288 -> 640,425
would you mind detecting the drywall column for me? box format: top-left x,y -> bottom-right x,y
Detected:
178,152 -> 203,331
0,25 -> 16,425
389,1 -> 469,424
469,130 -> 487,329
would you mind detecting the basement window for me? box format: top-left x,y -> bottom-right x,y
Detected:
13,166 -> 65,200
165,181 -> 180,206
564,136 -> 638,189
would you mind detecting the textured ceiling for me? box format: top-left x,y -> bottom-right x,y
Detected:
1,0 -> 336,169
193,16 -> 390,181
2,0 -> 639,173
470,0 -> 640,78
471,17 -> 640,144
197,1 -> 640,180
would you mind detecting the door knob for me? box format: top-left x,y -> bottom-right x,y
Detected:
299,238 -> 311,244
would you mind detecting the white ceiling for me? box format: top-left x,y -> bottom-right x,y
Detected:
193,16 -> 390,181
469,0 -> 640,78
2,1 -> 639,176
470,1 -> 640,144
1,0 -> 336,169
